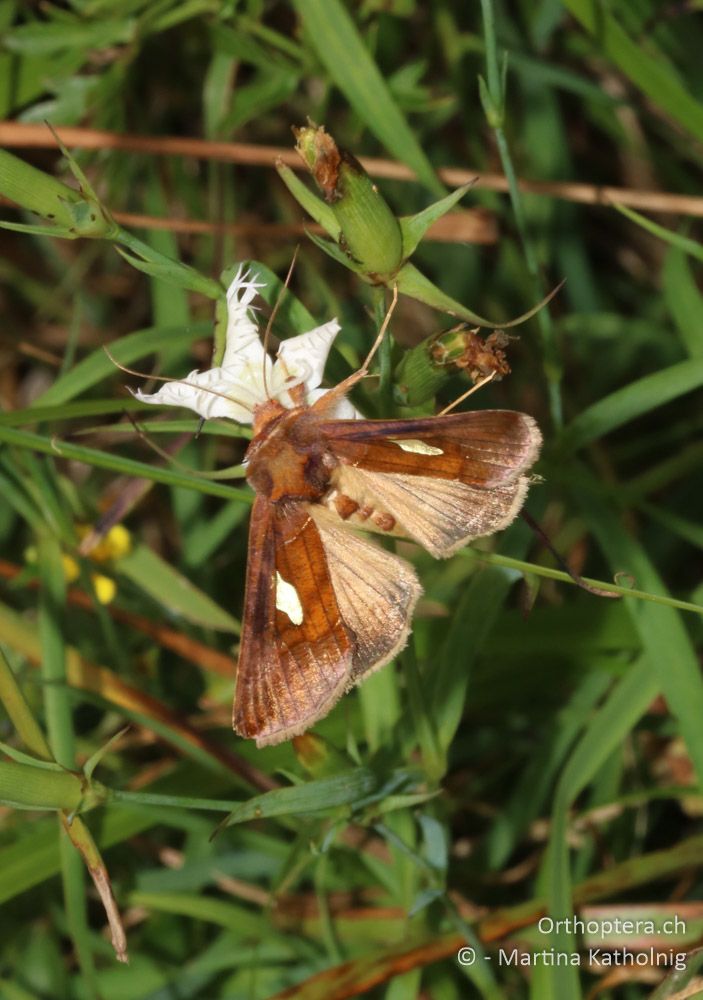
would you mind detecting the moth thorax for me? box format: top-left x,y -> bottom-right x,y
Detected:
245,409 -> 334,502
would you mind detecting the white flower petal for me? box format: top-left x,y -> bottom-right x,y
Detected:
222,266 -> 267,369
276,319 -> 341,394
133,367 -> 256,424
129,265 -> 354,425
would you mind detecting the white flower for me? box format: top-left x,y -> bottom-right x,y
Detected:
132,265 -> 358,422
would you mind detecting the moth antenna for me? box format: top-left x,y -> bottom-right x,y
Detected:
310,283 -> 400,408
123,410 -> 193,466
521,510 -> 621,599
103,347 -> 152,377
103,346 -> 255,416
437,371 -> 497,416
123,411 -> 245,482
261,247 -> 300,399
103,346 -> 191,386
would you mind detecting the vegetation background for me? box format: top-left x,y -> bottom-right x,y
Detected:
1,1 -> 703,998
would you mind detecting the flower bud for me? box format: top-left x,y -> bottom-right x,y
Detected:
282,122 -> 551,329
395,326 -> 512,406
293,123 -> 403,282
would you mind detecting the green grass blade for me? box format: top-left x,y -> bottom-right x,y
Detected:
127,889 -> 267,936
563,0 -> 703,144
117,543 -> 240,633
663,247 -> 703,359
614,203 -> 703,263
542,656 -> 659,1000
0,398 -> 145,427
221,769 -> 378,828
573,467 -> 703,789
291,0 -> 443,193
484,670 -> 612,871
37,533 -> 99,996
35,321 -> 211,406
0,424 -> 252,502
560,357 -> 703,451
434,563 -> 521,752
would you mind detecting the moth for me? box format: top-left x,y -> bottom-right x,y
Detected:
236,386 -> 540,746
134,268 -> 541,747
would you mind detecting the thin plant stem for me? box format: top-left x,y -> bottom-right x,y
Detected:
0,424 -> 252,502
480,0 -> 563,428
461,547 -> 703,616
373,287 -> 394,415
0,647 -> 53,761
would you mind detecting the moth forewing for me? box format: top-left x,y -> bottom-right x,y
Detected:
233,498 -> 354,747
318,410 -> 541,488
318,410 -> 542,557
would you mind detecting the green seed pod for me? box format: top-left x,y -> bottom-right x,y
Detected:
293,123 -> 403,282
394,336 -> 449,407
395,326 -> 512,406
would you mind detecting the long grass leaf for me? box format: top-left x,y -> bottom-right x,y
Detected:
291,0 -> 442,193
221,769 -> 379,828
560,358 -> 703,451
573,467 -> 703,787
0,425 -> 252,502
35,322 -> 211,406
542,656 -> 658,999
563,0 -> 703,143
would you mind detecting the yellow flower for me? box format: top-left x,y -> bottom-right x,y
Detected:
91,574 -> 116,605
25,523 -> 131,605
76,523 -> 131,562
61,554 -> 80,583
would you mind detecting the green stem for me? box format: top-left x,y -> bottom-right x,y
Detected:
481,0 -> 501,104
109,788 -> 254,812
480,0 -> 563,428
38,535 -> 73,768
460,547 -> 703,616
403,642 -> 445,781
60,833 -> 100,996
0,648 -> 53,761
373,287 -> 395,416
37,535 -> 98,999
314,847 -> 344,963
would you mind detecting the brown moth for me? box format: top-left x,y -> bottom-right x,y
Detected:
133,268 -> 541,747
235,378 -> 541,747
